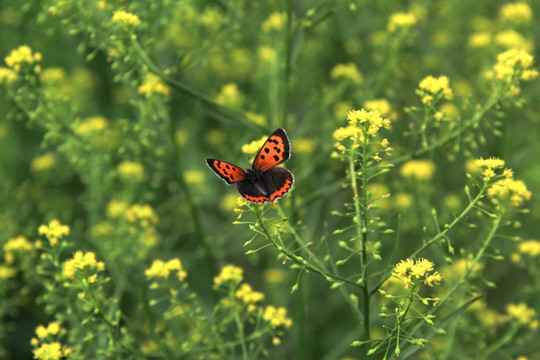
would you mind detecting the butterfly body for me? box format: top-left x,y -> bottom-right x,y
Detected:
206,128 -> 294,203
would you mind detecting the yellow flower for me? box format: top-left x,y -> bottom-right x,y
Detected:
145,258 -> 187,281
4,235 -> 33,253
216,83 -> 243,108
400,159 -> 436,181
330,63 -> 363,84
499,2 -> 532,24
387,12 -> 417,33
258,46 -> 277,63
518,240 -> 540,257
495,30 -> 532,51
5,45 -> 42,72
347,109 -> 391,137
394,193 -> 413,209
0,265 -> 17,279
63,251 -> 105,281
35,322 -> 63,340
76,116 -> 108,135
138,73 -> 169,96
242,135 -> 267,154
31,153 -> 57,172
112,10 -> 141,27
263,306 -> 292,328
184,169 -> 205,186
487,177 -> 531,208
263,268 -> 288,284
473,157 -> 505,180
116,161 -> 145,181
262,12 -> 285,32
392,258 -> 442,289
236,283 -> 265,304
418,75 -> 453,103
125,204 -> 159,226
175,128 -> 188,147
493,48 -> 538,82
364,99 -> 391,117
38,220 -> 70,245
294,138 -> 316,155
245,112 -> 267,127
40,67 -> 65,83
468,32 -> 492,48
219,193 -> 240,213
0,67 -> 16,83
33,342 -> 64,360
213,265 -> 243,286
106,199 -> 129,218
507,303 -> 537,329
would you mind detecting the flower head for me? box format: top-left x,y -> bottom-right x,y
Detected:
262,12 -> 286,32
487,177 -> 531,208
263,305 -> 293,328
117,161 -> 145,181
418,75 -> 453,103
112,10 -> 141,27
518,240 -> 540,258
138,73 -> 169,96
213,265 -> 243,287
63,251 -> 105,283
242,135 -> 267,154
125,204 -> 159,227
392,258 -> 442,289
145,258 -> 187,281
506,303 -> 538,329
5,45 -> 42,72
38,220 -> 70,246
387,12 -> 417,33
330,63 -> 363,84
499,2 -> 532,24
400,159 -> 436,181
492,48 -> 538,83
76,116 -> 108,136
473,157 -> 505,180
236,283 -> 265,307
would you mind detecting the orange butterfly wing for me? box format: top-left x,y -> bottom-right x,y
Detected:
252,128 -> 291,172
206,159 -> 245,185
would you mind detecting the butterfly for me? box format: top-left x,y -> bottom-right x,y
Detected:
206,128 -> 294,203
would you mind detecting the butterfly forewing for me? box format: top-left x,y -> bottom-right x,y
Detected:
252,128 -> 291,172
206,159 -> 245,185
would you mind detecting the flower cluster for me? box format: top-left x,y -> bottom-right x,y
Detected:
63,251 -> 106,284
216,83 -> 243,108
125,204 -> 158,227
492,48 -> 538,83
242,135 -> 267,154
38,220 -> 70,246
506,303 -> 538,330
138,73 -> 170,96
263,305 -> 293,329
400,159 -> 436,181
387,12 -> 417,33
236,283 -> 265,311
145,258 -> 187,281
487,176 -> 531,208
333,109 -> 391,153
517,240 -> 540,258
3,235 -> 33,263
76,116 -> 108,136
392,258 -> 442,289
4,45 -> 42,73
213,265 -> 244,287
330,63 -> 363,84
112,10 -> 141,27
417,75 -> 453,104
31,322 -> 70,360
473,157 -> 506,180
499,2 -> 532,24
117,161 -> 145,181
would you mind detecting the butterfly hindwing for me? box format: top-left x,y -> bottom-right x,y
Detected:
235,167 -> 294,203
206,159 -> 245,185
252,128 -> 291,172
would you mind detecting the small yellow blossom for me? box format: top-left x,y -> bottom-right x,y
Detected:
117,161 -> 145,181
263,306 -> 293,328
487,177 -> 531,208
35,322 -> 63,340
38,220 -> 70,245
242,135 -> 267,154
418,75 -> 453,103
63,251 -> 105,281
112,10 -> 141,27
31,153 -> 57,172
258,46 -> 277,63
33,342 -> 65,360
219,193 -> 240,213
518,240 -> 540,257
76,116 -> 108,135
294,138 -> 316,154
125,204 -> 159,226
145,258 -> 187,281
5,45 -> 42,72
499,2 -> 532,24
330,63 -> 363,84
216,83 -> 243,108
40,68 -> 65,83
138,73 -> 169,96
400,159 -> 436,181
205,128 -> 226,147
0,67 -> 17,83
507,303 -> 537,329
213,265 -> 243,286
245,112 -> 267,127
0,265 -> 17,279
364,99 -> 391,116
184,169 -> 205,186
4,235 -> 33,253
493,48 -> 538,83
347,109 -> 391,137
495,30 -> 532,51
106,199 -> 129,218
468,32 -> 492,48
387,12 -> 417,33
394,193 -> 413,209
473,157 -> 505,180
236,283 -> 265,304
262,12 -> 286,32
392,258 -> 442,289
263,268 -> 288,284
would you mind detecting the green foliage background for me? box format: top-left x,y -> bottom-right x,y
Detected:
1,0 -> 540,359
